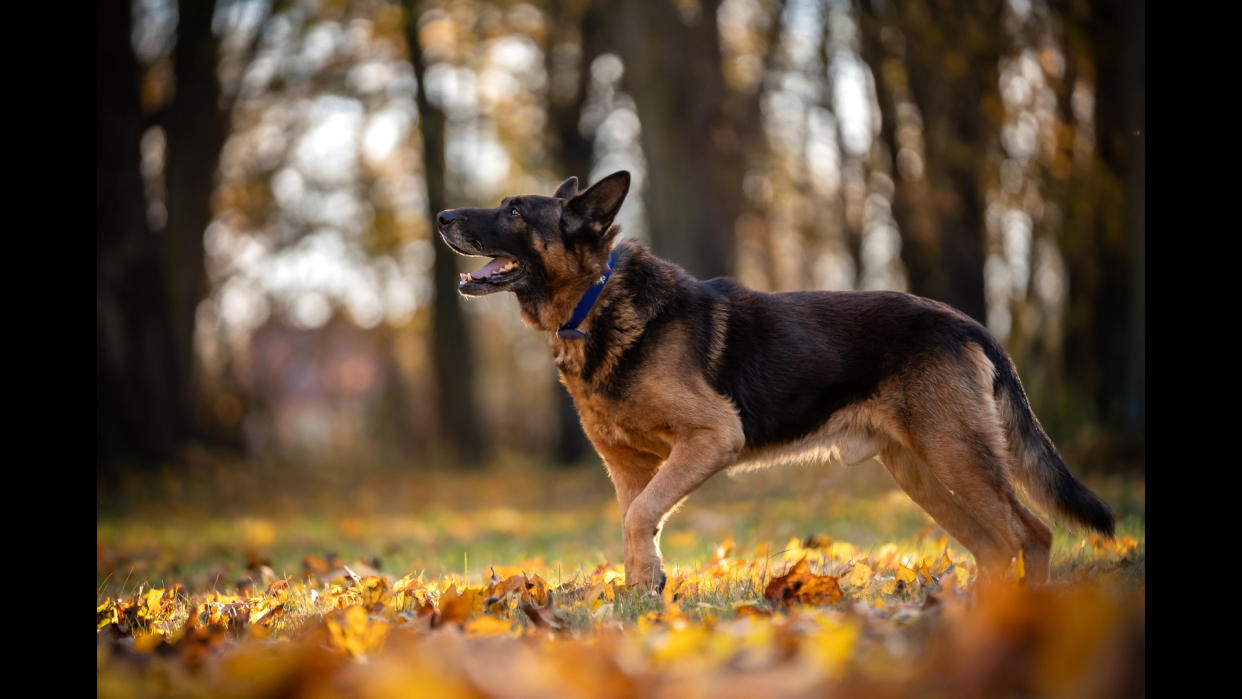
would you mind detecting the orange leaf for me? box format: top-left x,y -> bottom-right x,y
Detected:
435,585 -> 479,627
764,557 -> 844,607
525,574 -> 549,605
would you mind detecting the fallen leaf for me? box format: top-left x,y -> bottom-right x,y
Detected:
519,599 -> 565,631
896,565 -> 918,585
845,562 -> 874,589
435,585 -> 479,627
764,558 -> 844,607
325,606 -> 388,658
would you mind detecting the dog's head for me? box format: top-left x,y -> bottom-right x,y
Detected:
437,171 -> 631,323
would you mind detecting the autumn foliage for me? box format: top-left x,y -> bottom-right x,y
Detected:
98,526 -> 1142,698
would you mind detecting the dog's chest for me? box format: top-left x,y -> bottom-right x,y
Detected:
557,368 -> 673,459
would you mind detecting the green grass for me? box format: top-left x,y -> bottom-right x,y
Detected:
97,454 -> 1144,602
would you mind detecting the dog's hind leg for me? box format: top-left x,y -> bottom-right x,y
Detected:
891,349 -> 1053,582
879,347 -> 1053,583
878,440 -> 1019,579
909,434 -> 1052,583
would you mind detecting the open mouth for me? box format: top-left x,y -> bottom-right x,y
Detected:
458,255 -> 523,295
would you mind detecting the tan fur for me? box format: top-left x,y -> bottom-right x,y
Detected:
871,343 -> 1053,581
519,225 -> 620,332
562,320 -> 744,586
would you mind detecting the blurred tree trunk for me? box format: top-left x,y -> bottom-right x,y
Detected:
97,0 -> 186,470
1049,0 -> 1144,457
859,0 -> 1002,323
163,0 -> 237,449
99,0 -> 265,470
542,0 -> 606,465
544,1 -> 601,182
614,0 -> 747,280
857,1 -> 927,288
1089,0 -> 1144,445
404,3 -> 485,467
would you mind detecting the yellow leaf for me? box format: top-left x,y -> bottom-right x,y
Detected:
896,566 -> 917,584
936,548 -> 954,575
392,572 -> 423,593
358,576 -> 390,608
663,574 -> 693,606
249,598 -> 284,626
97,600 -> 116,631
845,562 -> 873,589
917,559 -> 933,580
326,606 -> 389,658
139,588 -> 166,621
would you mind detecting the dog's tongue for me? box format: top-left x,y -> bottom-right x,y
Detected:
463,256 -> 514,282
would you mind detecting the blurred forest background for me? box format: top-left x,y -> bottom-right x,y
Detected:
97,0 -> 1144,484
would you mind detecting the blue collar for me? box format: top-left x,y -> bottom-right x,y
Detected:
557,251 -> 616,340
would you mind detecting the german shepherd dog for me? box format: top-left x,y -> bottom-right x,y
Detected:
438,171 -> 1115,588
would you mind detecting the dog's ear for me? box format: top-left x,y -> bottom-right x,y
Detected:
565,171 -> 630,237
553,176 -> 578,200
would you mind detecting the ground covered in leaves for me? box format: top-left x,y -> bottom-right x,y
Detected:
98,454 -> 1145,698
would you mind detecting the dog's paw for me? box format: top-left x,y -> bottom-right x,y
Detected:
625,561 -> 667,591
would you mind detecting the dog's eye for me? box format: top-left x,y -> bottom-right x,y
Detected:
510,208 -> 521,218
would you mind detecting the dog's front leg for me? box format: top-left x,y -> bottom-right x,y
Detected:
596,443 -> 662,555
623,427 -> 743,589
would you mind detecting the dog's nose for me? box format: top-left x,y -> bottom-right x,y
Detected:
437,210 -> 458,228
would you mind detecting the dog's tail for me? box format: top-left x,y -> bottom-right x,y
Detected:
976,333 -> 1116,537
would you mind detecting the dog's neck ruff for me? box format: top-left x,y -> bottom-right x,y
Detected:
557,251 -> 616,340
